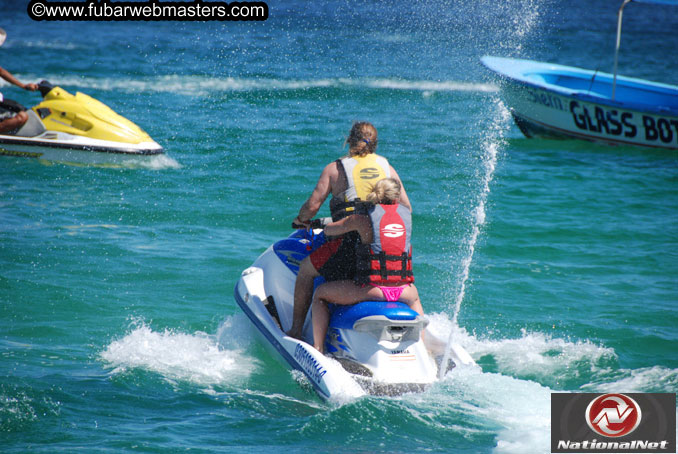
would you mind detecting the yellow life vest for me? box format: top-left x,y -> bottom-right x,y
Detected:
330,153 -> 391,220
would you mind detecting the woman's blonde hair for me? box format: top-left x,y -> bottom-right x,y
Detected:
366,178 -> 401,205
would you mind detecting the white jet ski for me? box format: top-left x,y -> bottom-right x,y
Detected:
0,80 -> 163,165
234,224 -> 475,400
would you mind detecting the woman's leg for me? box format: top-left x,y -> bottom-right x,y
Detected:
399,284 -> 424,315
311,280 -> 379,352
313,280 -> 381,305
311,281 -> 425,352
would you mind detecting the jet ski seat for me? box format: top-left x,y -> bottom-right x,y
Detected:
329,301 -> 425,343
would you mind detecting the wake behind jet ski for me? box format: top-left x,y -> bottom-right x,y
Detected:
234,222 -> 475,400
0,80 -> 163,165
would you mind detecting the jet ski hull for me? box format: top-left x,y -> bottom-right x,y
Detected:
234,229 -> 476,400
235,263 -> 365,401
0,134 -> 164,164
0,133 -> 163,165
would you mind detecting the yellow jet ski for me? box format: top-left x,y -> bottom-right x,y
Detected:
0,81 -> 163,164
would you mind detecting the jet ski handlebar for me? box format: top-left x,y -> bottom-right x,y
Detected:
37,80 -> 55,97
291,217 -> 332,230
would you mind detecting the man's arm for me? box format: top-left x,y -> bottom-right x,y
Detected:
0,67 -> 38,91
294,161 -> 337,225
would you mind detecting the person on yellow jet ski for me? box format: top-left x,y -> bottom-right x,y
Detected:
0,28 -> 39,134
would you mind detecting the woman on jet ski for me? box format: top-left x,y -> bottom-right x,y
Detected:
311,177 -> 423,353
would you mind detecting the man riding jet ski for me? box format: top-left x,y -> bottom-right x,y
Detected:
0,27 -> 162,164
0,80 -> 163,164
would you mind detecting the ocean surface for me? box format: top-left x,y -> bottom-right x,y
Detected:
1,0 -> 677,452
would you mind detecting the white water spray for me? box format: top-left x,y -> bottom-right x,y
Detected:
438,99 -> 511,379
435,0 -> 544,380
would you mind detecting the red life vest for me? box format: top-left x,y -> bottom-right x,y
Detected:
355,203 -> 414,285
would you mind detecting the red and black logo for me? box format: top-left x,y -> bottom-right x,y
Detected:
552,393 -> 675,453
585,394 -> 642,438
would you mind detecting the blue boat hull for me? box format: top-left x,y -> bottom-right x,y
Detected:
482,56 -> 678,150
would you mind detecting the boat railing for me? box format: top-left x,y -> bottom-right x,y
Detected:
613,0 -> 678,100
612,0 -> 632,100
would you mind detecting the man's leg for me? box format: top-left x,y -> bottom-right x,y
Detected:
0,111 -> 28,134
286,256 -> 319,339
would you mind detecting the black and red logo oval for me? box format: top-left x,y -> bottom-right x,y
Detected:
585,393 -> 642,438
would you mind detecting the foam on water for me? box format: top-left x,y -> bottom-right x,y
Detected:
452,367 -> 551,454
0,390 -> 61,432
291,364 -> 367,406
125,154 -> 182,170
466,329 -> 617,385
38,153 -> 182,170
425,313 -> 677,453
363,79 -> 497,93
4,75 -> 498,97
100,316 -> 257,388
429,314 -> 615,386
403,364 -> 551,454
582,365 -> 678,393
3,40 -> 81,51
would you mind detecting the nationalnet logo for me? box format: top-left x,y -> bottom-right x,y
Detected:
586,394 -> 641,438
551,393 -> 676,453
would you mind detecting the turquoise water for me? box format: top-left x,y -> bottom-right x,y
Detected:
1,0 -> 677,452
